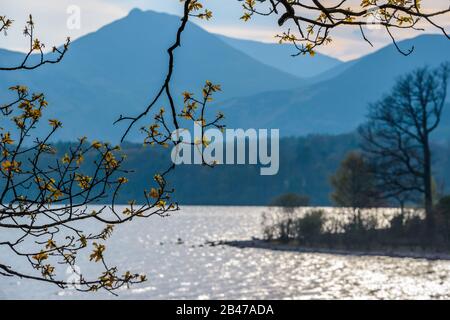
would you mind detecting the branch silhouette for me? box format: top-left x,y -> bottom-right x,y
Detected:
0,15 -> 70,71
0,14 -> 178,293
240,0 -> 450,56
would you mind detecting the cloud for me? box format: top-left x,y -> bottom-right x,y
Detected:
1,0 -> 128,52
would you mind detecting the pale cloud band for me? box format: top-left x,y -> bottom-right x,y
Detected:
1,0 -> 449,61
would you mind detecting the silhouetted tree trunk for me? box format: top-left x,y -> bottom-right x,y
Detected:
423,132 -> 434,233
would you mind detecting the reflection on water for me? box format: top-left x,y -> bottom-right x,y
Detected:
0,206 -> 449,299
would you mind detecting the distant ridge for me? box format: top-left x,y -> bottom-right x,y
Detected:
218,34 -> 342,78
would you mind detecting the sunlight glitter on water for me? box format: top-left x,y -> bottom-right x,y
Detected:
0,206 -> 449,300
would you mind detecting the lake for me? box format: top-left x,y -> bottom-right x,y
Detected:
1,206 -> 449,299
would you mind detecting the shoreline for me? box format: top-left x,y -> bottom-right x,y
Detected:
219,239 -> 450,261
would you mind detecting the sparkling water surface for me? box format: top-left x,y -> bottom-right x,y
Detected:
1,206 -> 449,300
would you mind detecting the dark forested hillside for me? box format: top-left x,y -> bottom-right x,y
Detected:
45,134 -> 450,206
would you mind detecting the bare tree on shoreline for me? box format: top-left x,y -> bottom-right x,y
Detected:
360,64 -> 449,235
330,151 -> 383,228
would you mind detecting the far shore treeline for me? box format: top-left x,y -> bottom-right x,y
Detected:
36,134 -> 450,206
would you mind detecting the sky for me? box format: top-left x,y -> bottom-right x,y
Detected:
1,0 -> 449,61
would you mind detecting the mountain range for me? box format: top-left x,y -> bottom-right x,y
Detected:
0,9 -> 305,142
219,34 -> 450,139
0,8 -> 449,143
